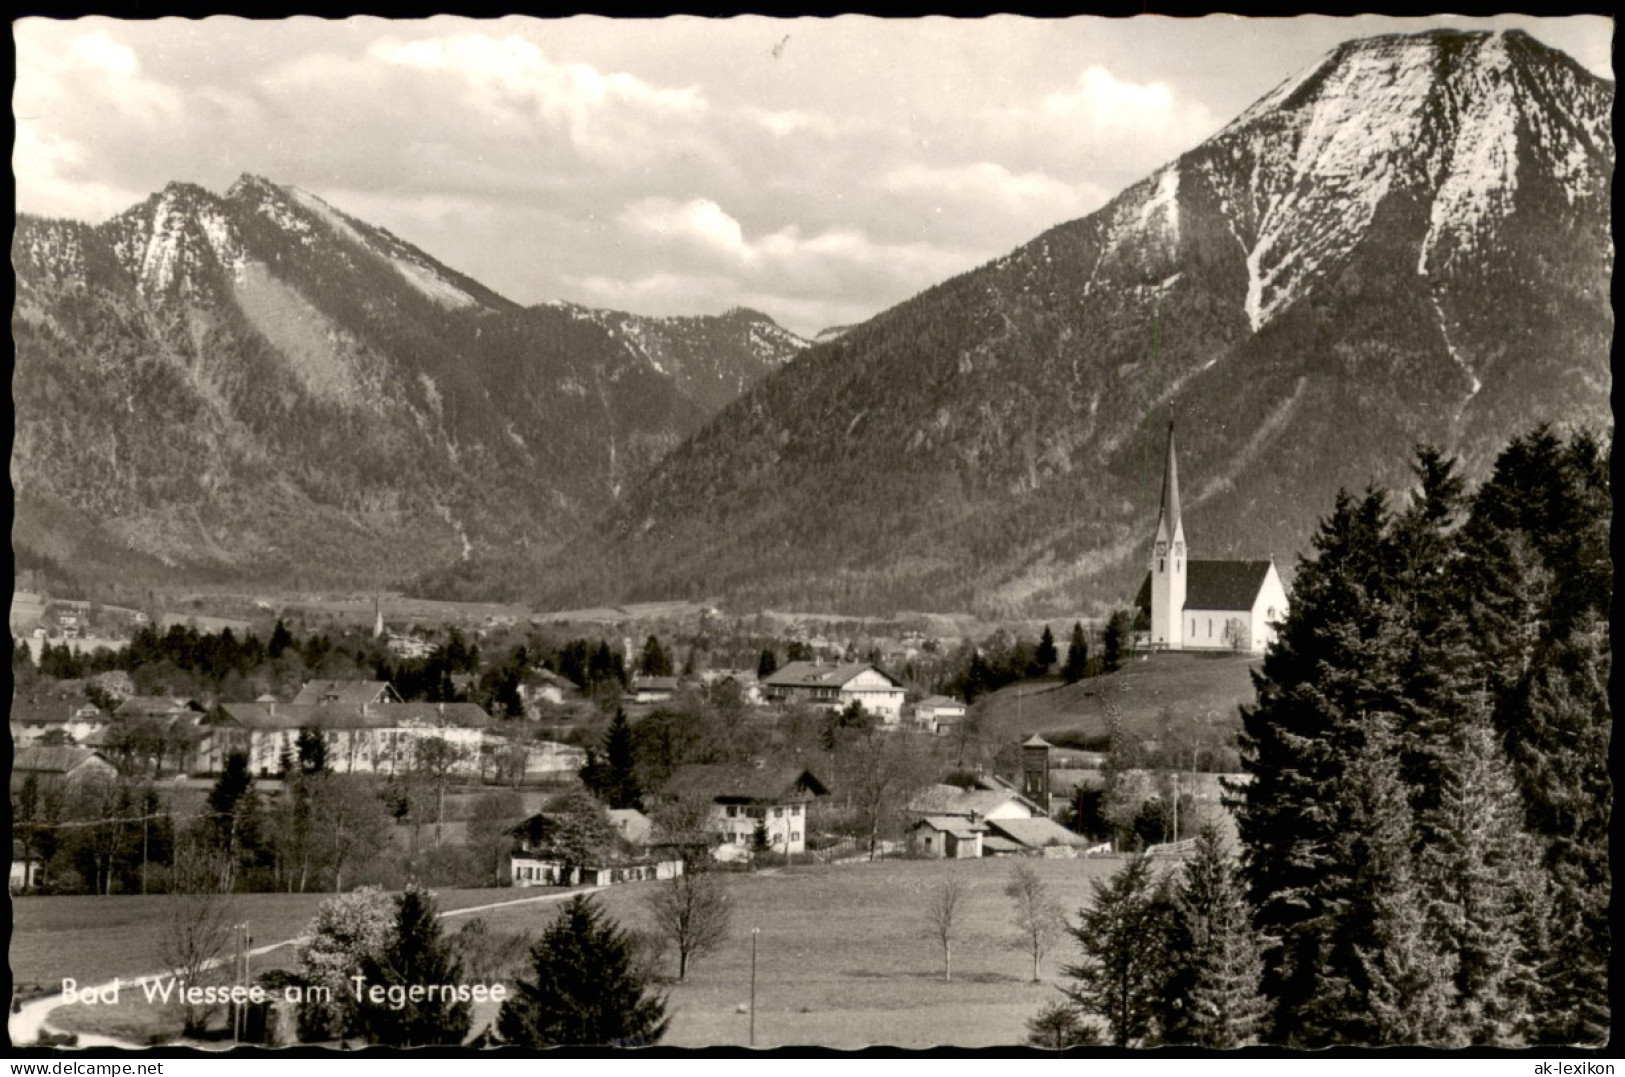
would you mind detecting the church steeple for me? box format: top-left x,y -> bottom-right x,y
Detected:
1154,421 -> 1183,548
1149,421 -> 1187,649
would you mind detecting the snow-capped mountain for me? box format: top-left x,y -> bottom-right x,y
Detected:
581,29 -> 1612,616
12,175 -> 808,590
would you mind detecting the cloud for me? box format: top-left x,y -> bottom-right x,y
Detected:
622,197 -> 751,261
881,161 -> 1106,224
1037,64 -> 1218,148
363,33 -> 708,166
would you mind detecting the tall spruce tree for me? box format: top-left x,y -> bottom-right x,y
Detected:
1060,855 -> 1173,1047
1231,488 -> 1408,1044
355,884 -> 472,1046
638,635 -> 672,678
498,895 -> 668,1047
1163,827 -> 1267,1048
1035,625 -> 1058,673
601,708 -> 642,810
1419,717 -> 1544,1044
1332,720 -> 1458,1046
1062,622 -> 1089,683
1454,428 -> 1610,1045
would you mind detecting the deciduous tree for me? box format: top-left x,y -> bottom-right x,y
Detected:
643,867 -> 732,981
1005,862 -> 1065,983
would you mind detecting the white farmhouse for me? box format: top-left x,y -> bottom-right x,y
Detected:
762,662 -> 906,724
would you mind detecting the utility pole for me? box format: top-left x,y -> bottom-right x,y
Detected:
141,813 -> 149,896
749,927 -> 759,1048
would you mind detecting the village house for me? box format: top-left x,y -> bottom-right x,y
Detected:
908,816 -> 985,859
762,662 -> 907,723
520,669 -> 580,708
658,764 -> 829,860
907,775 -> 1045,825
1135,423 -> 1289,654
9,701 -> 113,747
507,811 -> 682,888
115,695 -> 200,721
208,696 -> 492,777
11,840 -> 45,893
628,675 -> 681,704
979,816 -> 1091,857
700,668 -> 765,705
293,680 -> 403,706
912,695 -> 968,735
11,744 -> 120,791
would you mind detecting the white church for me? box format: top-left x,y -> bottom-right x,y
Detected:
1134,424 -> 1288,654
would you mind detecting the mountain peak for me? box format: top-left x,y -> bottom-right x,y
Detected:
226,173 -> 283,200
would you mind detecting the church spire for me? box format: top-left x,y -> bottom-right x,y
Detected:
1155,421 -> 1182,546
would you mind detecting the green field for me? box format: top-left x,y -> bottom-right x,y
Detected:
21,858 -> 1145,1049
9,886 -> 513,1000
979,651 -> 1260,745
472,857 -> 1130,1049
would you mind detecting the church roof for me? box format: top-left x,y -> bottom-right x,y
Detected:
1135,560 -> 1274,612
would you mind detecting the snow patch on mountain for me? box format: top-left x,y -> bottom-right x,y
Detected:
1419,34 -> 1522,275
287,186 -> 367,247
1139,166 -> 1181,238
389,255 -> 481,310
1239,40 -> 1439,330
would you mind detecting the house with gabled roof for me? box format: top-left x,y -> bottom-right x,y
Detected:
658,764 -> 829,859
909,816 -> 985,859
208,698 -> 491,777
981,816 -> 1090,857
907,778 -> 1045,825
762,662 -> 906,723
1134,423 -> 1289,654
507,808 -> 682,888
292,680 -> 403,707
629,676 -> 681,704
913,695 -> 967,734
12,745 -> 119,789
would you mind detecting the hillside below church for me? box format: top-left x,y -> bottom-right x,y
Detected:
12,175 -> 809,592
561,29 -> 1611,617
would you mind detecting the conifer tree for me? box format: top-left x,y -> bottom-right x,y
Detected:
601,708 -> 642,810
1061,855 -> 1172,1047
1061,622 -> 1089,683
1419,718 -> 1542,1044
1164,827 -> 1267,1048
638,634 -> 672,678
1332,721 -> 1458,1046
355,884 -> 472,1047
1231,488 -> 1407,1044
498,895 -> 668,1047
1034,625 -> 1058,673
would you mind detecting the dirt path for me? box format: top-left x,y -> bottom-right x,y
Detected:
9,885 -> 603,1050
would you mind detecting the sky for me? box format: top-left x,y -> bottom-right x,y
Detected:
13,14 -> 1614,337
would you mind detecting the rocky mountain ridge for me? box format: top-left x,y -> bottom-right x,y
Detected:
12,175 -> 809,591
574,29 -> 1612,616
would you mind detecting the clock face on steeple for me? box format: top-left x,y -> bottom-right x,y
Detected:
1155,540 -> 1168,558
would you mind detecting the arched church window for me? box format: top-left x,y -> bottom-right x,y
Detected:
1159,558 -> 1165,572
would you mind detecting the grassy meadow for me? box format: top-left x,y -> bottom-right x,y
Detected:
472,856 -> 1132,1049
20,857 -> 1146,1049
979,650 -> 1259,745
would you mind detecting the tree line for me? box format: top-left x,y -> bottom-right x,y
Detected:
1035,427 -> 1610,1047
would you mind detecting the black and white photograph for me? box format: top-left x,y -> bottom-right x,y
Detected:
9,12 -> 1612,1053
